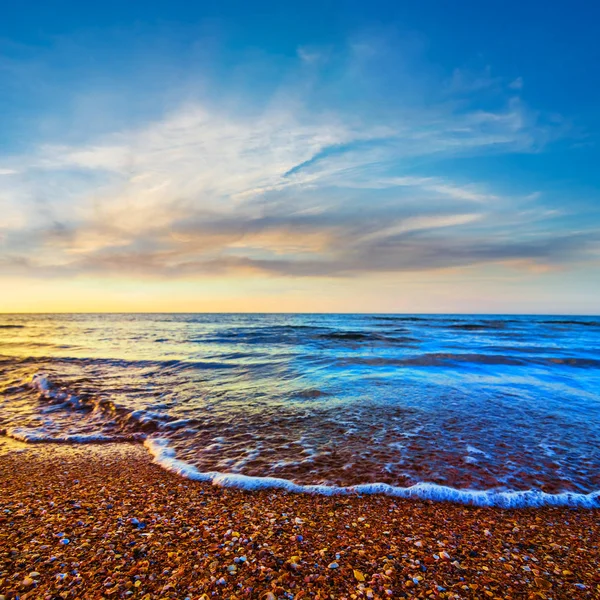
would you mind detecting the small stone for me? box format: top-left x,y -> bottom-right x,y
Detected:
328,562 -> 339,569
535,577 -> 552,590
22,577 -> 34,587
353,570 -> 365,582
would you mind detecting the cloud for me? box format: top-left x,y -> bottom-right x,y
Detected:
297,46 -> 325,64
509,77 -> 524,90
0,37 -> 590,282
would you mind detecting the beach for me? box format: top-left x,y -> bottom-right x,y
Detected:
1,439 -> 599,599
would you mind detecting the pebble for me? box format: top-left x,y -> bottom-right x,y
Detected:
1,440 -> 598,599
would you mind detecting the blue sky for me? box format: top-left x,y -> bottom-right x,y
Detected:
0,0 -> 599,312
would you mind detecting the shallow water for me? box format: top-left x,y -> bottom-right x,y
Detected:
1,313 -> 600,506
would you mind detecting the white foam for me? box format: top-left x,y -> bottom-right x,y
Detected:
31,373 -> 53,396
29,373 -> 81,407
5,427 -> 143,444
144,437 -> 600,508
161,419 -> 192,430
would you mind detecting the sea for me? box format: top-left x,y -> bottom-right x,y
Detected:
1,313 -> 600,507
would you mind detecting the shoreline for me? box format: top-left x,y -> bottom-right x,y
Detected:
5,431 -> 599,509
1,439 -> 599,598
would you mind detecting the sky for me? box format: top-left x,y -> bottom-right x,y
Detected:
1,0 -> 599,313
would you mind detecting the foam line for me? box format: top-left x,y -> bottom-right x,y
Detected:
144,438 -> 600,508
4,427 -> 144,444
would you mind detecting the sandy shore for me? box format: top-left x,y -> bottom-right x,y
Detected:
1,438 -> 599,599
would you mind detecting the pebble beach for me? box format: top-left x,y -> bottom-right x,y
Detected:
1,439 -> 599,600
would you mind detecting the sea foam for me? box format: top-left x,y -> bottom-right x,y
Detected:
5,427 -> 144,444
144,437 -> 600,508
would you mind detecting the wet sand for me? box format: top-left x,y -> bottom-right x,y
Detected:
1,438 -> 599,599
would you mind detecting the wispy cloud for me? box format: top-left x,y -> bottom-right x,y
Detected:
0,36 -> 593,282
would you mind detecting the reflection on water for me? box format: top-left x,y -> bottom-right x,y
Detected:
1,313 -> 600,500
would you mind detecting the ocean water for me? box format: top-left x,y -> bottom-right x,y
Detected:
1,313 -> 600,507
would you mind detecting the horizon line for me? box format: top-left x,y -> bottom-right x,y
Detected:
1,311 -> 599,317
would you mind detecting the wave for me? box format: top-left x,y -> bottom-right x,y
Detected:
197,324 -> 329,344
3,427 -> 144,444
448,322 -> 509,331
541,320 -> 600,327
371,316 -> 430,322
182,327 -> 420,345
27,373 -> 194,433
319,331 -> 419,344
295,388 -> 330,399
144,438 -> 600,508
339,353 -> 600,368
9,355 -> 239,372
0,324 -> 25,329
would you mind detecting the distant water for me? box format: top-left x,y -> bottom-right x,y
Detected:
2,313 -> 600,507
